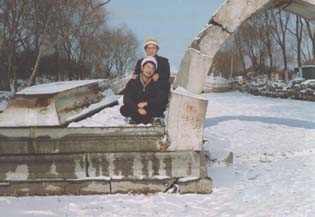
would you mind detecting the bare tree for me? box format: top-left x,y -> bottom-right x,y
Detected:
304,18 -> 315,61
87,30 -> 115,78
112,27 -> 138,77
211,48 -> 243,78
0,0 -> 30,91
0,0 -> 140,90
260,11 -> 275,78
271,9 -> 291,72
233,30 -> 246,75
28,0 -> 111,85
288,15 -> 304,67
240,21 -> 263,75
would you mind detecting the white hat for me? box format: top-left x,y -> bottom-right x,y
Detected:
141,56 -> 158,69
144,38 -> 159,49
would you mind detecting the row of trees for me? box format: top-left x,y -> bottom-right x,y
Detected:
212,8 -> 315,81
0,0 -> 139,91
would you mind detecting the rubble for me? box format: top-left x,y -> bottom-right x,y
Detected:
246,79 -> 315,101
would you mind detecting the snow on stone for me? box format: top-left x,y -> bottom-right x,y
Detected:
68,96 -> 126,127
68,88 -> 155,127
66,94 -> 120,124
2,91 -> 315,216
301,79 -> 315,87
17,80 -> 105,95
178,177 -> 200,182
174,86 -> 207,100
68,95 -> 153,127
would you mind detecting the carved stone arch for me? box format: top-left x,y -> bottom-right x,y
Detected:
167,0 -> 315,151
174,0 -> 315,94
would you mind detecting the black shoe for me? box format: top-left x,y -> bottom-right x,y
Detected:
152,117 -> 165,126
126,117 -> 137,125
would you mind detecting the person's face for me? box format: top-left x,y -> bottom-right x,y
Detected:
142,62 -> 156,78
145,44 -> 158,56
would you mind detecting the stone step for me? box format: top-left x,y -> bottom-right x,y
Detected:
0,177 -> 212,196
0,127 -> 167,155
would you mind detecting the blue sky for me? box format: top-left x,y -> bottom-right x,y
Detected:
107,0 -> 225,69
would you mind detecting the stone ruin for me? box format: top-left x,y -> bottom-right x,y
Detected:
1,0 -> 315,196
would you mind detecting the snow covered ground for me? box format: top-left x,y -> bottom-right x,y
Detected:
1,91 -> 315,216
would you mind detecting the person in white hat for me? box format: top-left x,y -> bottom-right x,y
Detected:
120,56 -> 169,125
132,37 -> 170,92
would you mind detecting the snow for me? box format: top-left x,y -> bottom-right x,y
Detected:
68,97 -> 128,127
174,86 -> 207,100
207,74 -> 231,84
68,96 -> 153,127
68,96 -> 127,127
0,91 -> 13,112
66,89 -> 120,125
178,177 -> 200,182
2,91 -> 315,216
17,80 -> 106,95
301,79 -> 315,87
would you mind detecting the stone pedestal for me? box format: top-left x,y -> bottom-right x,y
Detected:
166,89 -> 208,151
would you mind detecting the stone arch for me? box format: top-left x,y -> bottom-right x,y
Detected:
167,0 -> 315,151
174,0 -> 315,94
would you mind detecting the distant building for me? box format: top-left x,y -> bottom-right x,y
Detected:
294,65 -> 315,80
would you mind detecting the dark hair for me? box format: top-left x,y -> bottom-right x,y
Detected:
142,61 -> 156,69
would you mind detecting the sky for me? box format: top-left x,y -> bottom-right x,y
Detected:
107,0 -> 225,70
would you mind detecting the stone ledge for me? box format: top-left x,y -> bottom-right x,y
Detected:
0,151 -> 207,182
0,127 -> 166,155
0,177 -> 212,196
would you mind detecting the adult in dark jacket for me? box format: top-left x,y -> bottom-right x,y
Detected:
132,38 -> 170,91
120,56 -> 169,124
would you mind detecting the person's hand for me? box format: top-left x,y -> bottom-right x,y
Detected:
152,73 -> 159,82
137,102 -> 148,108
132,74 -> 138,80
138,108 -> 147,116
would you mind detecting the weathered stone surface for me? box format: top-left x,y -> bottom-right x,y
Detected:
65,179 -> 111,195
0,179 -> 111,196
0,80 -> 115,127
284,0 -> 315,20
167,90 -> 208,151
178,177 -> 212,194
111,178 -> 175,194
0,127 -> 165,155
88,151 -> 204,178
209,0 -> 272,34
174,48 -> 214,94
0,181 -> 65,196
0,154 -> 86,181
0,177 -> 212,196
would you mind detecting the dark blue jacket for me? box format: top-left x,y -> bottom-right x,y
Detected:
123,76 -> 169,115
134,55 -> 171,82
